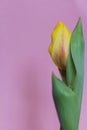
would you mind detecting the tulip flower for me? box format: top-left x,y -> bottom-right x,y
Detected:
48,18 -> 84,130
48,21 -> 71,70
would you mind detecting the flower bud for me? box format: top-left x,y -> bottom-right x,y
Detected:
48,21 -> 71,70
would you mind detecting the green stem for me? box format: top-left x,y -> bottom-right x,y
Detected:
59,69 -> 67,85
60,126 -> 78,130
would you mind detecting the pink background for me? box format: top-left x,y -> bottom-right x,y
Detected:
0,0 -> 87,130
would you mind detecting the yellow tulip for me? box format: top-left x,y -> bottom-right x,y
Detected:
48,21 -> 71,70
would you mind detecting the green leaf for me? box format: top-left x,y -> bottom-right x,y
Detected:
52,73 -> 79,130
66,18 -> 84,110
